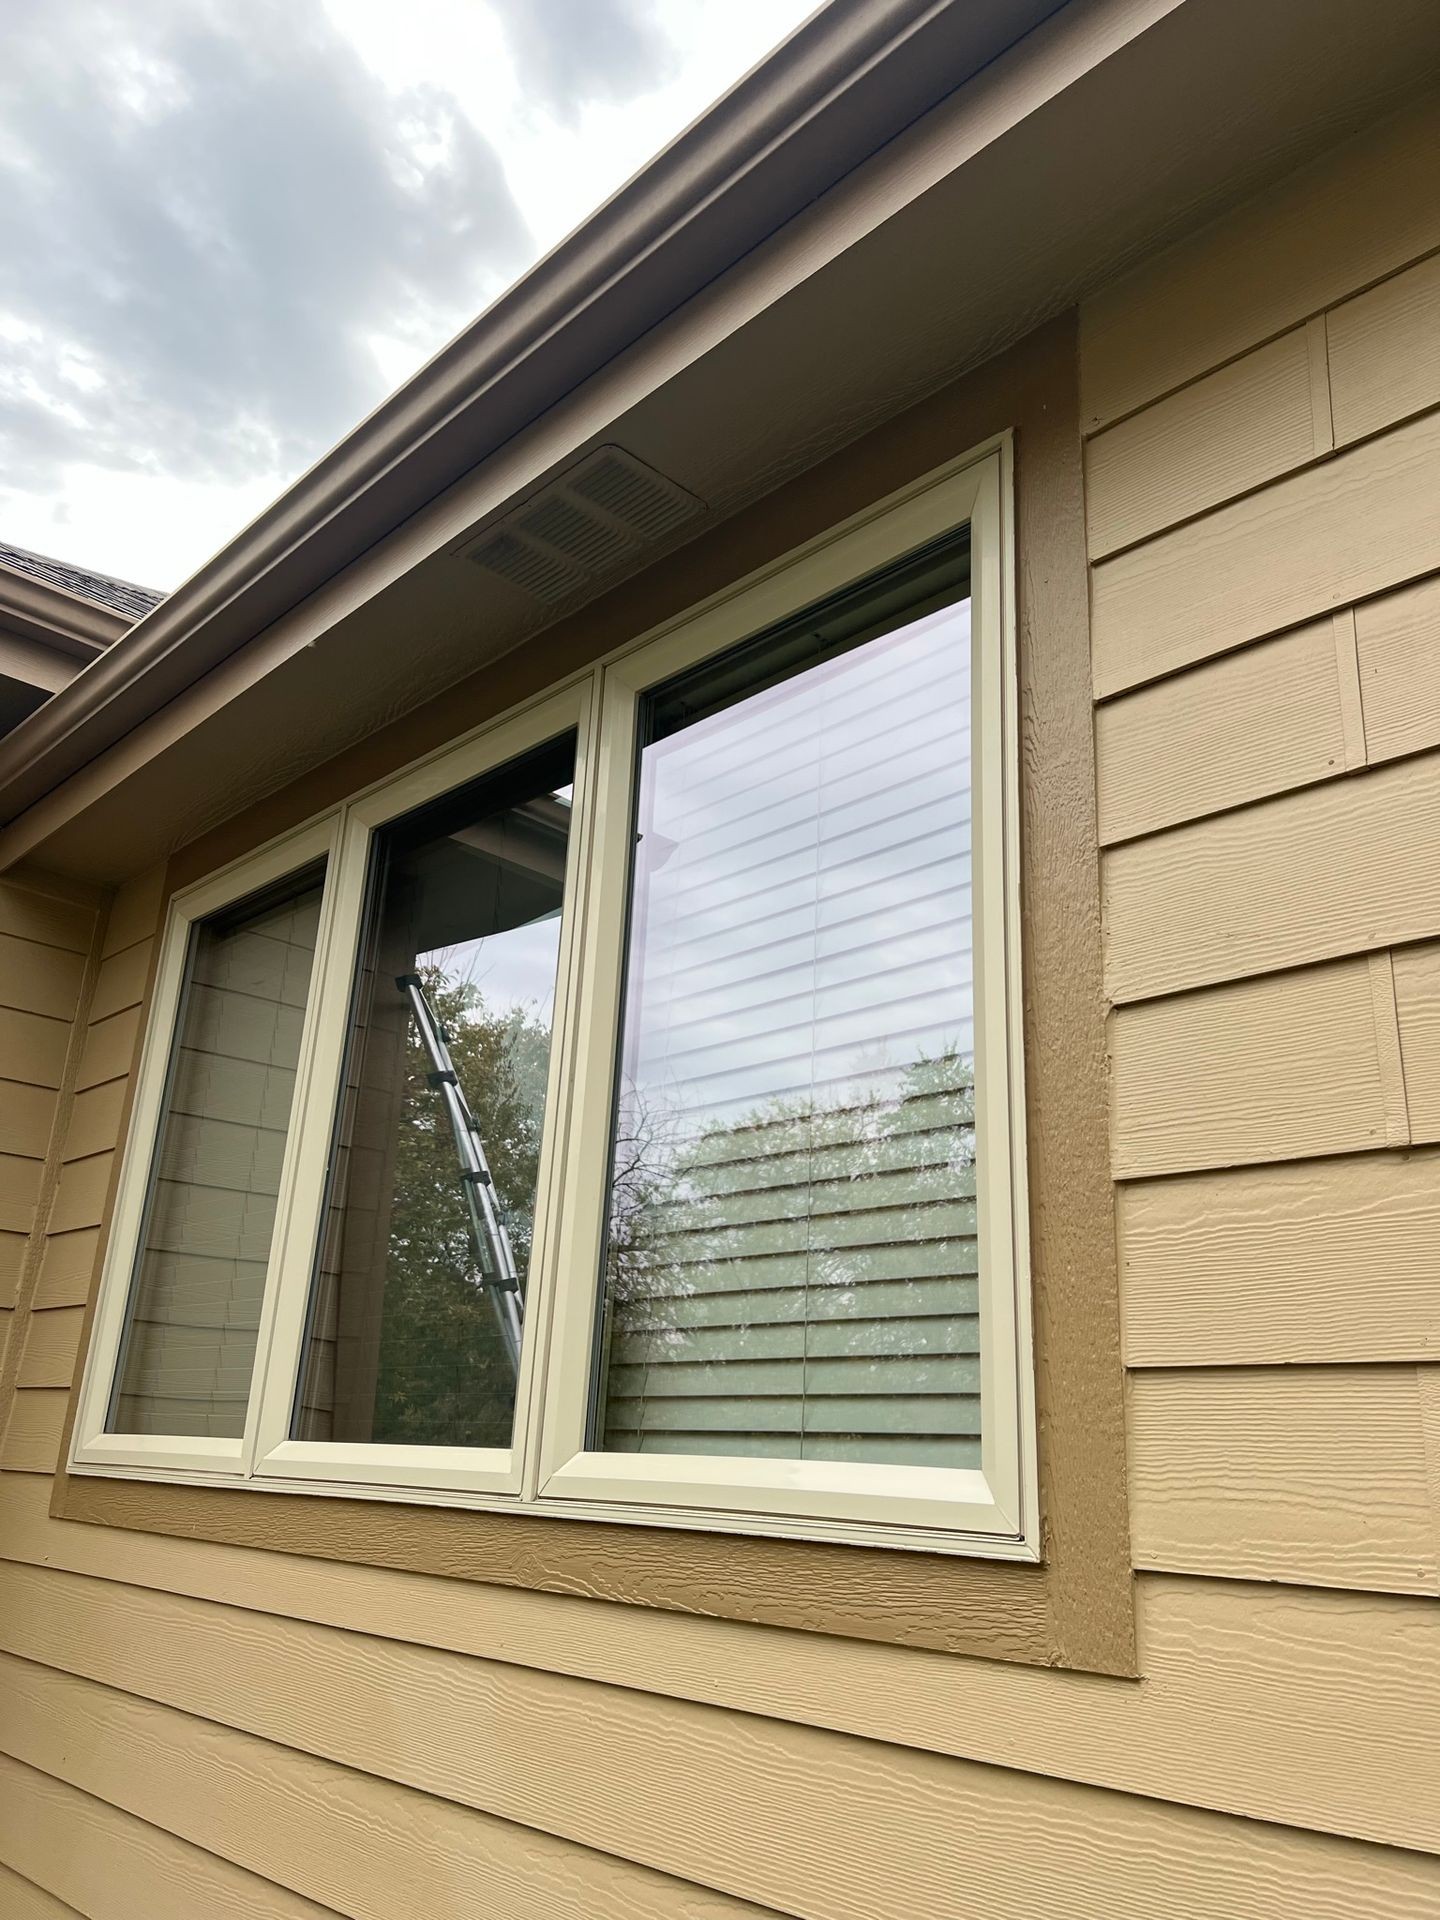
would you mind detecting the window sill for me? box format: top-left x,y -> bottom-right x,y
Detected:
64,1454 -> 1041,1564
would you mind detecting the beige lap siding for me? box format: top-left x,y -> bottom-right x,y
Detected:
0,873 -> 105,1481
5,91 -> 1440,1920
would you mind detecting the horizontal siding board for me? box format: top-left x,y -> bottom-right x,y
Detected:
0,884 -> 97,956
16,1310 -> 83,1390
2,1478 -> 1439,1856
63,1079 -> 127,1163
0,1008 -> 71,1092
47,1153 -> 115,1237
0,1233 -> 23,1309
0,1754 -> 334,1920
0,1154 -> 43,1235
168,1048 -> 298,1132
0,1861 -> 82,1920
3,1603 -> 1440,1917
101,869 -> 164,960
1095,619 -> 1348,843
1084,327 -> 1324,559
32,1229 -> 100,1311
0,1081 -> 58,1161
609,1353 -> 981,1399
1110,959 -> 1390,1177
1080,93 -> 1440,427
88,941 -> 152,1025
1393,942 -> 1440,1140
604,1393 -> 979,1437
1129,1366 -> 1440,1592
1104,762 -> 1440,1002
0,1655 -> 771,1920
1091,407 -> 1440,697
614,1432 -> 981,1465
0,936 -> 87,1023
1357,572 -> 1440,763
612,1315 -> 979,1365
77,1008 -> 141,1092
1121,1150 -> 1440,1365
1328,248 -> 1440,445
0,1390 -> 66,1472
603,1283 -> 974,1341
1086,252 -> 1440,570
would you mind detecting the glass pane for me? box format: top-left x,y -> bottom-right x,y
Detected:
292,735 -> 574,1449
593,534 -> 979,1472
109,865 -> 326,1438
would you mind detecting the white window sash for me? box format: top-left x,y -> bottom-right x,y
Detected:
249,682 -> 596,1499
69,814 -> 344,1477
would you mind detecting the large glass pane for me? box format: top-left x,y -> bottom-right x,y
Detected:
292,736 -> 573,1449
593,534 -> 978,1470
109,865 -> 326,1438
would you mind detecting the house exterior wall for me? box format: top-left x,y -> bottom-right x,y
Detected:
1,95 -> 1439,1917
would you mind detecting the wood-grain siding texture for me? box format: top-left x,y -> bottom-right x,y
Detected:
5,90 -> 1440,1920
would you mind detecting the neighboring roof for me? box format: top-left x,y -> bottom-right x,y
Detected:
0,542 -> 164,626
0,538 -> 163,745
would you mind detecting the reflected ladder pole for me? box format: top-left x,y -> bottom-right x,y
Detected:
396,972 -> 524,1377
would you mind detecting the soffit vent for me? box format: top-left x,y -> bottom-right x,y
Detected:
460,447 -> 703,606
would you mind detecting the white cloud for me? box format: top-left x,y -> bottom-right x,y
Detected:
2,0 -> 815,592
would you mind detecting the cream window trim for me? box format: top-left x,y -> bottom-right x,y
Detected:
71,435 -> 1039,1561
70,815 -> 344,1478
535,436 -> 1038,1554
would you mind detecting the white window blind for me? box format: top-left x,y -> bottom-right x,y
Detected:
597,552 -> 978,1470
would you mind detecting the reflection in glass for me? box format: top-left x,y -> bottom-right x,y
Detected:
110,867 -> 326,1438
293,737 -> 573,1449
593,534 -> 979,1470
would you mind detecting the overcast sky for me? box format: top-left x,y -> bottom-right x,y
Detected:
0,0 -> 815,594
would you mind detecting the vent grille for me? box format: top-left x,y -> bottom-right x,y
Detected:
569,448 -> 698,541
462,447 -> 703,606
470,529 -> 582,604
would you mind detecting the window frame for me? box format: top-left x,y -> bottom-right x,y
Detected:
536,438 -> 1036,1553
69,813 -> 344,1478
249,683 -> 594,1498
68,435 -> 1039,1562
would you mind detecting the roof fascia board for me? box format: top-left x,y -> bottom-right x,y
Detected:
0,0 -> 1063,821
0,629 -> 79,698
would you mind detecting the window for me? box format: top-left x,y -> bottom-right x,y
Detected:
110,864 -> 326,1440
593,535 -> 977,1474
291,737 -> 574,1455
72,440 -> 1035,1556
74,819 -> 337,1474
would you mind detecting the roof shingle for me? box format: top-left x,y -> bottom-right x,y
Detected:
0,540 -> 164,625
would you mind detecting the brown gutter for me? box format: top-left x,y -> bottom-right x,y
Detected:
0,0 -> 1060,825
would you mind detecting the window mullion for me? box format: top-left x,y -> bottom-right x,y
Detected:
514,669 -> 608,1501
532,666 -> 646,1495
